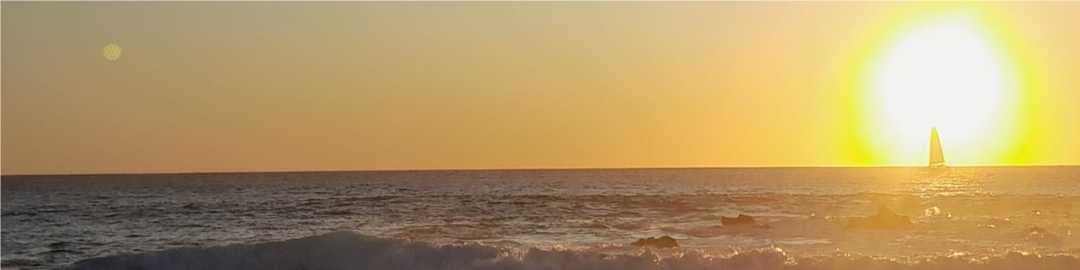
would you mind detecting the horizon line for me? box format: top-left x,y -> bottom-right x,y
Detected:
4,163 -> 1079,177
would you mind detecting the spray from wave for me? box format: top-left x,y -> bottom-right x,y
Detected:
67,231 -> 1078,270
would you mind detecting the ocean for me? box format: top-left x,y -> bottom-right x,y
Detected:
2,167 -> 1078,269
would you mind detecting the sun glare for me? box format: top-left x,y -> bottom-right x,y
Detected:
863,12 -> 1020,165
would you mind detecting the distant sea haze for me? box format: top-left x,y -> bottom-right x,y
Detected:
3,166 -> 1078,269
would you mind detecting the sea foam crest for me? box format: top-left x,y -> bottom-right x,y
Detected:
69,231 -> 1079,270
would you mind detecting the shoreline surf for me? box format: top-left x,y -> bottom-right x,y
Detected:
60,231 -> 1080,270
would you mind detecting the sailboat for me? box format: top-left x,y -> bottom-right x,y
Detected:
929,127 -> 946,168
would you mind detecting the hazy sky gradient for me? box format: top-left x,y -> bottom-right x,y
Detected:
4,2 -> 1079,174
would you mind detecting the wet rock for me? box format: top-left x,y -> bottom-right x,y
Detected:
631,235 -> 678,248
1028,226 -> 1049,235
721,214 -> 756,226
1025,226 -> 1063,246
47,241 -> 71,249
1,210 -> 34,217
846,206 -> 911,230
318,209 -> 352,216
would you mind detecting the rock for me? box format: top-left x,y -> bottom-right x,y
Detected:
721,214 -> 756,226
1028,226 -> 1049,235
846,206 -> 912,230
1026,226 -> 1062,245
631,235 -> 678,248
318,209 -> 352,216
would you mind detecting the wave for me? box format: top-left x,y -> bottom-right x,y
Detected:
67,231 -> 1078,270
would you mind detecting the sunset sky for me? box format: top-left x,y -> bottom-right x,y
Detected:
3,2 -> 1079,175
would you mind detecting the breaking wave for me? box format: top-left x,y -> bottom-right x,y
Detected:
67,231 -> 1079,270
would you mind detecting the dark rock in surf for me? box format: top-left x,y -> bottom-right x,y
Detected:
721,214 -> 756,226
1026,226 -> 1062,244
1028,226 -> 1049,234
631,235 -> 679,248
318,209 -> 352,216
846,206 -> 912,229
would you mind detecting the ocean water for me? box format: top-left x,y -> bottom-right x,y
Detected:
2,167 -> 1078,269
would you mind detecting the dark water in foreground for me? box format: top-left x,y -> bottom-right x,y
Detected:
2,167 -> 1079,269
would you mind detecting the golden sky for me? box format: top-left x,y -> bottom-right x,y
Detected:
3,2 -> 1079,174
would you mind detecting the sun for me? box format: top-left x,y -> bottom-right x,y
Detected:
862,12 -> 1021,165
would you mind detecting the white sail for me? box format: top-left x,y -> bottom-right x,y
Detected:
929,127 -> 945,168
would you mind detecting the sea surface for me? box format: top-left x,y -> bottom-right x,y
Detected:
2,167 -> 1079,269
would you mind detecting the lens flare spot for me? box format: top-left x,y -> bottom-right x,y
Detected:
104,43 -> 123,62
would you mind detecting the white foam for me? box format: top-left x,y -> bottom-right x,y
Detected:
69,232 -> 1079,270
